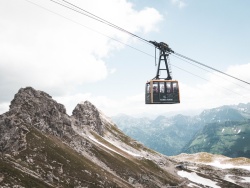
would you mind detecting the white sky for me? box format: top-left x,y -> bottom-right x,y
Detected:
1,0 -> 250,117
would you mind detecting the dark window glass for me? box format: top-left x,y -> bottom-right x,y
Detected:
153,82 -> 159,93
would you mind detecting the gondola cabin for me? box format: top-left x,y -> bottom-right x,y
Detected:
146,41 -> 180,104
145,80 -> 180,104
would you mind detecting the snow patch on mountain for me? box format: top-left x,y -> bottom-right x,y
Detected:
224,174 -> 250,185
103,137 -> 142,157
208,160 -> 250,171
88,135 -> 122,156
172,153 -> 250,171
89,135 -> 142,158
224,174 -> 236,184
177,171 -> 220,188
241,177 -> 250,183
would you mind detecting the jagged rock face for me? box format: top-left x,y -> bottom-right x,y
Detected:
0,117 -> 29,153
0,87 -> 72,154
0,87 -> 185,187
0,87 -> 106,154
72,101 -> 104,136
10,87 -> 71,128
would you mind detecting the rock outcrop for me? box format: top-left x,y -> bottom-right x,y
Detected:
72,101 -> 104,136
0,87 -> 184,187
0,87 -> 73,154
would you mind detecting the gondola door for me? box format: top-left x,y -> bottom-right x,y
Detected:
145,82 -> 151,104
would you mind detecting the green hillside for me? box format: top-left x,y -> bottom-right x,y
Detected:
183,121 -> 250,158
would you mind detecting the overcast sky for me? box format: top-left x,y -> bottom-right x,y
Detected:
1,0 -> 250,117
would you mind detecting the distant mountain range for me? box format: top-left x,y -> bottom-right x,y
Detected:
112,103 -> 250,158
183,120 -> 250,158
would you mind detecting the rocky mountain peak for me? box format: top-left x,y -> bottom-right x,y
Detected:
1,87 -> 112,155
72,101 -> 104,136
0,87 -> 72,154
9,86 -> 67,115
0,87 -> 184,187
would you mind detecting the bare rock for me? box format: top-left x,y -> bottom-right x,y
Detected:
0,87 -> 73,154
72,101 -> 104,136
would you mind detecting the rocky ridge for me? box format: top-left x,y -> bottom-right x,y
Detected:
0,87 -> 182,187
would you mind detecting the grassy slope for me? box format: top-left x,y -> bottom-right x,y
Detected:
1,127 -> 131,188
0,159 -> 53,188
0,126 -> 181,187
184,121 -> 250,157
91,131 -> 179,186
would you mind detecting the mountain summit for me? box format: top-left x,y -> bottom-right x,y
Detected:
72,101 -> 106,136
0,87 -> 182,187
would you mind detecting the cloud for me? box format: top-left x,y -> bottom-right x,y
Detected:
178,63 -> 250,111
54,92 -> 145,116
0,0 -> 163,104
171,0 -> 187,9
56,63 -> 249,117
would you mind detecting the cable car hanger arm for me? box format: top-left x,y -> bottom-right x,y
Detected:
149,40 -> 250,85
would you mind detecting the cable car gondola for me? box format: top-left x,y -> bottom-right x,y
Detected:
145,41 -> 180,104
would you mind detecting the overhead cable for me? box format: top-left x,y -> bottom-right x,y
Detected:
174,52 -> 250,85
24,0 -> 153,58
171,53 -> 249,90
50,0 -> 151,45
26,0 -> 250,87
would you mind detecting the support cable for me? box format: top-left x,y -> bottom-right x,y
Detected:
26,0 -> 250,86
171,53 -> 250,90
174,52 -> 250,85
172,64 -> 246,98
50,0 -> 151,45
24,0 -> 153,58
